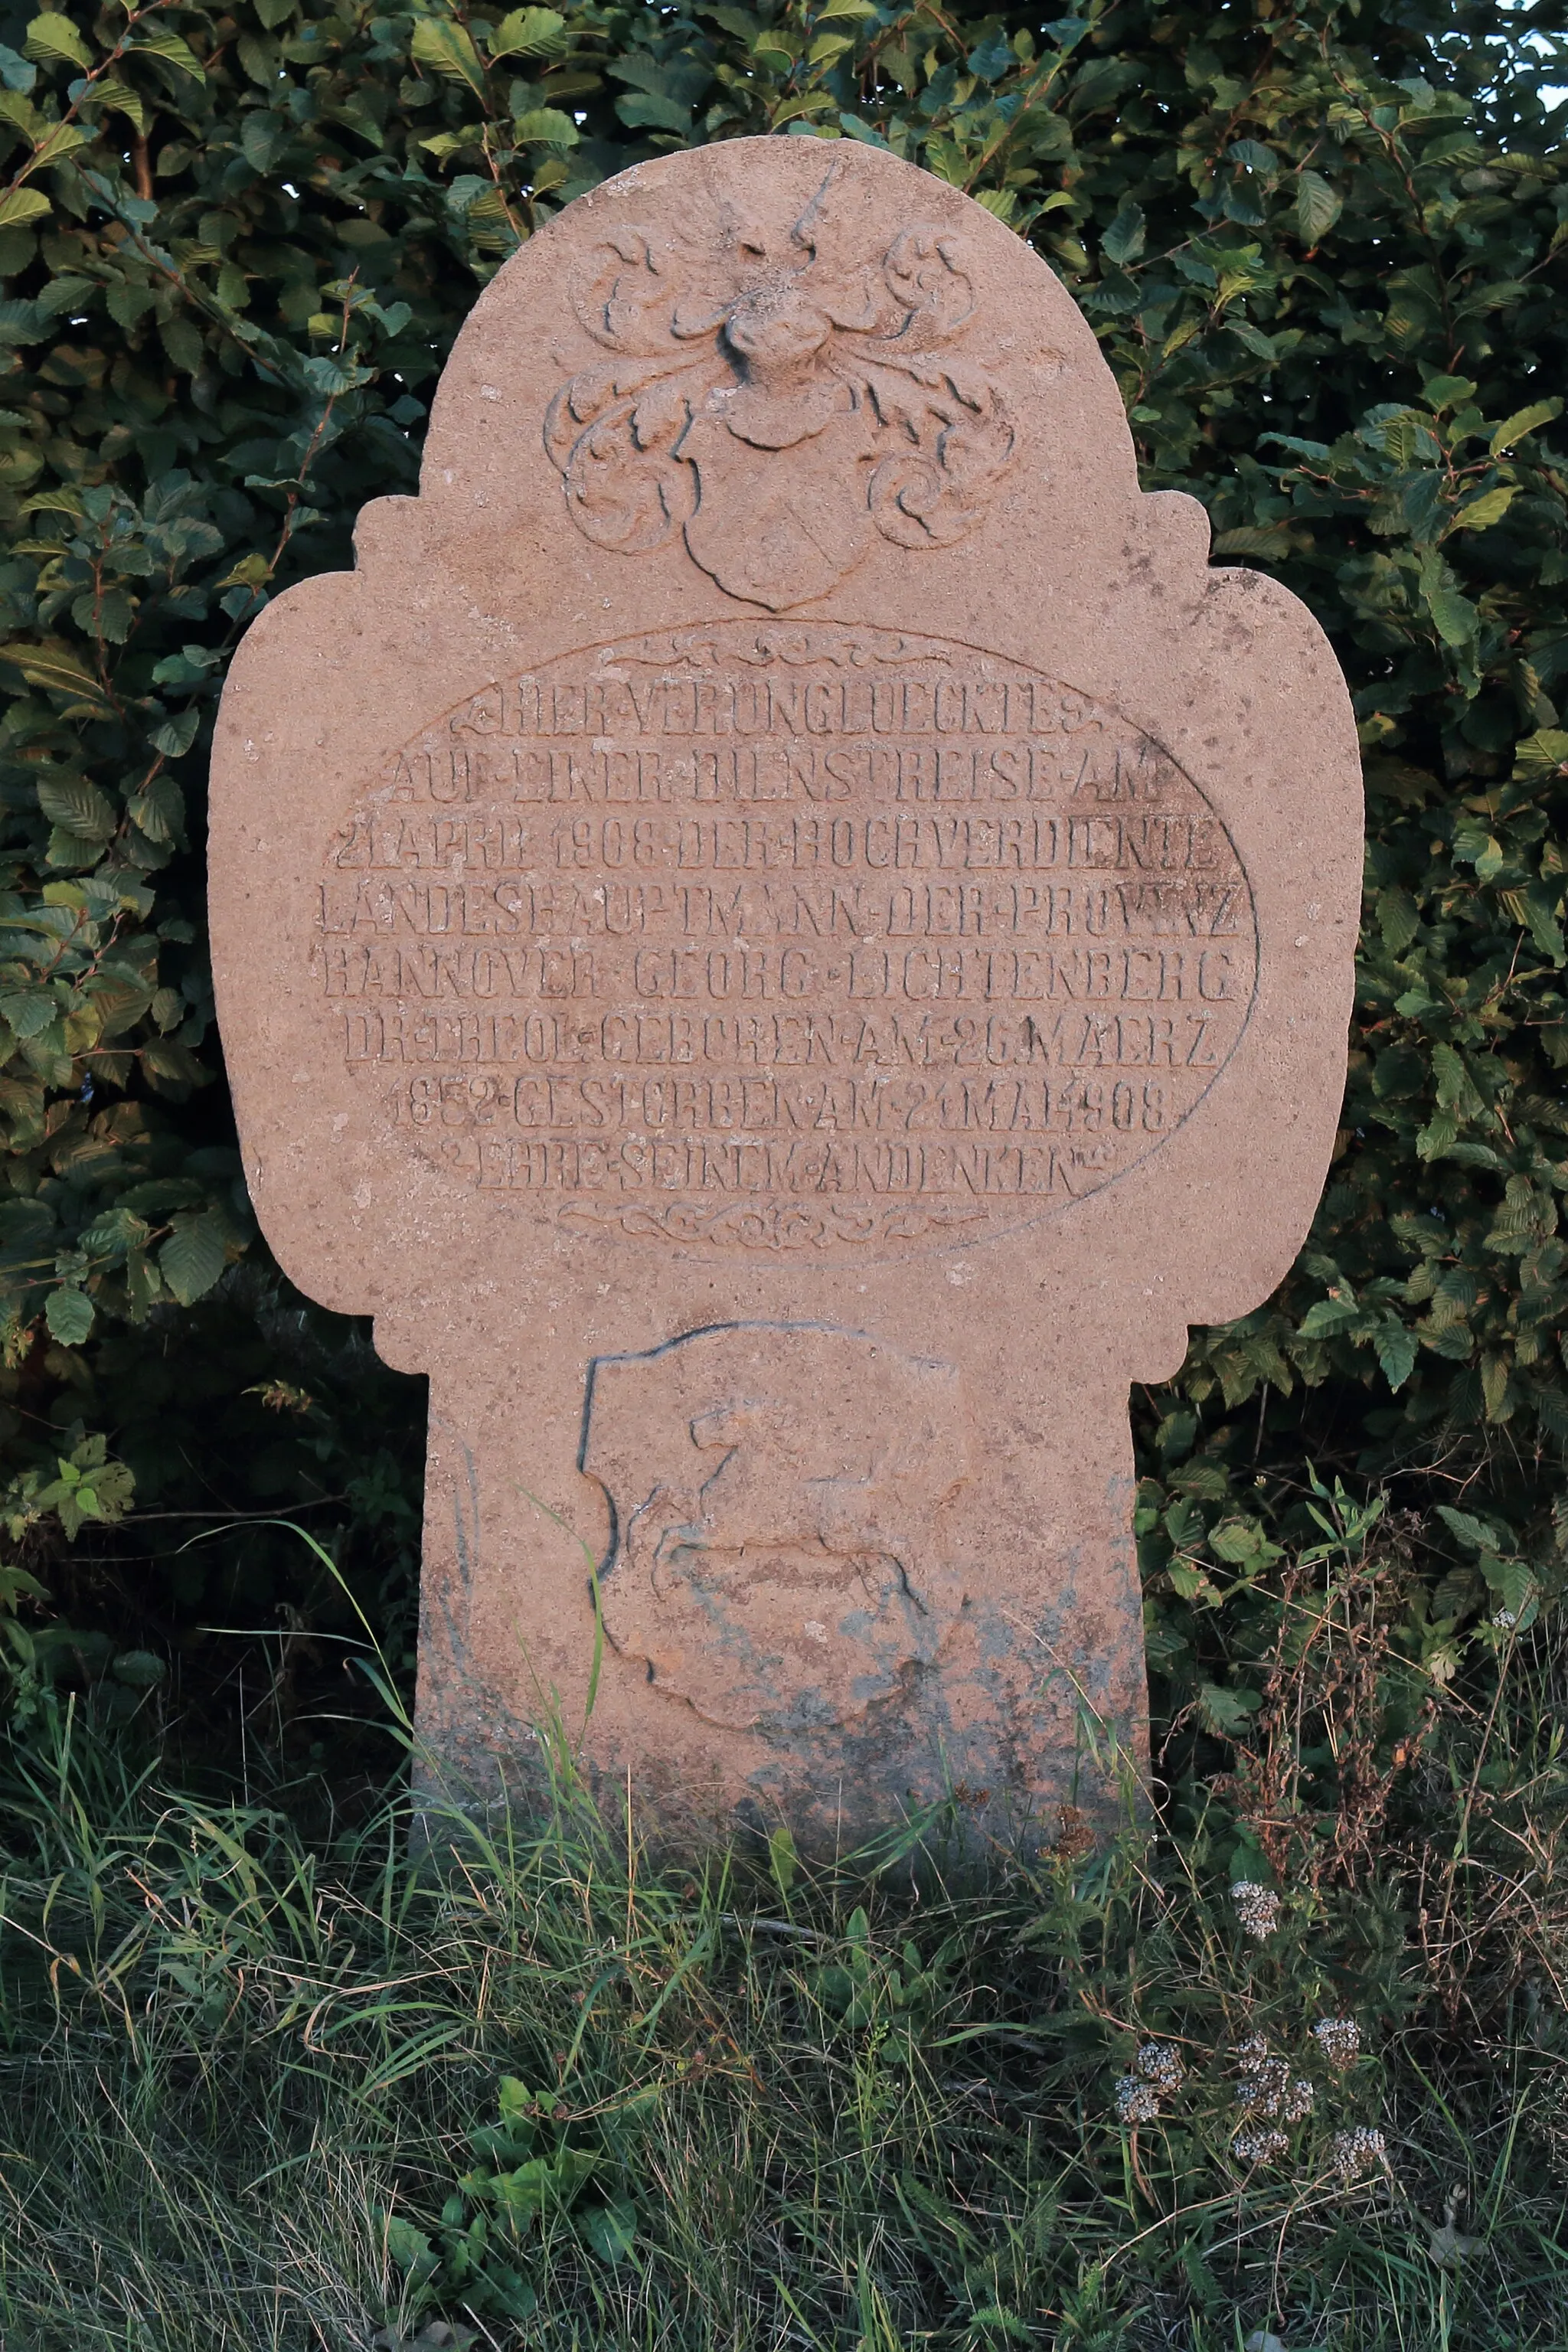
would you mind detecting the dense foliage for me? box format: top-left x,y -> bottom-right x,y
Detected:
0,0 -> 1565,1732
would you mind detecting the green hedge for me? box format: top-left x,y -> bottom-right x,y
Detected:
0,0 -> 1564,1721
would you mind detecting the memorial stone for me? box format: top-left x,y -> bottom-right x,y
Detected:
210,139 -> 1362,1849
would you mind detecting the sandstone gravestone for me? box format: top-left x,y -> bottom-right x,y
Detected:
209,139 -> 1361,1849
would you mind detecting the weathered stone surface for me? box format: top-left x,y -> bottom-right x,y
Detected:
209,139 -> 1361,1849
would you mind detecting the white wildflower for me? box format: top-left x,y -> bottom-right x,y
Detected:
1492,1609 -> 1517,1630
1312,2015 -> 1361,2069
1115,2074 -> 1160,2123
1331,2125 -> 1387,2180
1234,2035 -> 1289,2115
1231,2037 -> 1314,2123
1236,2063 -> 1288,2112
1232,2124 -> 1290,2164
1116,2039 -> 1185,2123
1135,2040 -> 1184,2095
1231,1880 -> 1282,1940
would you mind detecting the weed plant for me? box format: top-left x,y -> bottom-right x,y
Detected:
3,1521 -> 1568,2352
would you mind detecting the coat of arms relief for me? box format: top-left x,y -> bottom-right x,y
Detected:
583,1325 -> 973,1737
544,164 -> 1018,612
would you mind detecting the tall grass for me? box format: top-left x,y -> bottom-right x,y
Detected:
2,1600 -> 1566,2350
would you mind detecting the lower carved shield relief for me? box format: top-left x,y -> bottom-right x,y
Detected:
581,1324 -> 973,1736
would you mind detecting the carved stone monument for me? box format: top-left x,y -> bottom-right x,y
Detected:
209,139 -> 1361,1848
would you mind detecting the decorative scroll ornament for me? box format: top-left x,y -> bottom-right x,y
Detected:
557,1200 -> 993,1253
543,162 -> 1017,612
599,623 -> 949,670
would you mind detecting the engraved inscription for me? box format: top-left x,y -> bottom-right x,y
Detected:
316,621 -> 1259,1256
582,1323 -> 972,1734
544,159 -> 1017,610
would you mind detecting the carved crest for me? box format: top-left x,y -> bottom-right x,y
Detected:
583,1324 -> 972,1733
543,162 -> 1017,612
